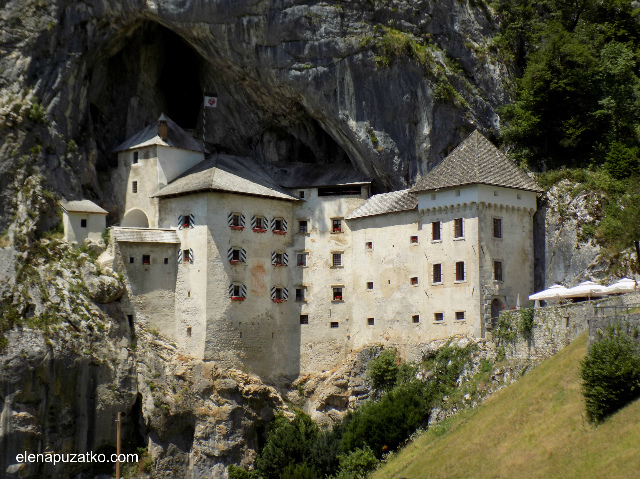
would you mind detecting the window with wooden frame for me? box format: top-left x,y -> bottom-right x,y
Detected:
298,220 -> 308,234
455,261 -> 465,281
432,263 -> 442,283
297,252 -> 308,266
271,251 -> 288,266
454,218 -> 463,238
332,286 -> 343,301
493,218 -> 502,239
228,247 -> 246,264
494,261 -> 503,282
229,283 -> 247,301
432,221 -> 441,241
251,215 -> 266,232
332,218 -> 343,233
271,286 -> 288,303
271,217 -> 287,234
179,214 -> 194,229
228,213 -> 244,230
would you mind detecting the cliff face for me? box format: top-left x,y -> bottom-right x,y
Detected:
0,0 -> 507,225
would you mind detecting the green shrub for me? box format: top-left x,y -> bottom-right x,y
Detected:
228,464 -> 255,479
580,334 -> 640,422
28,101 -> 46,123
331,445 -> 378,479
367,348 -> 399,392
604,142 -> 640,180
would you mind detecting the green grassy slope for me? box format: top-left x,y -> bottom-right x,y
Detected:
372,334 -> 640,479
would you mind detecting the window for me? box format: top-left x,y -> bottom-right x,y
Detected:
252,216 -> 266,232
271,286 -> 288,302
182,249 -> 193,264
455,189 -> 461,197
455,261 -> 465,281
273,252 -> 283,266
230,284 -> 247,301
228,247 -> 246,263
295,287 -> 306,302
410,235 -> 419,244
432,221 -> 441,241
494,261 -> 503,281
300,314 -> 309,325
129,256 -> 135,264
80,219 -> 87,228
163,257 -> 169,264
230,214 -> 243,228
330,321 -> 339,328
433,263 -> 442,283
298,220 -> 308,233
365,241 -> 373,250
332,219 -> 343,233
410,276 -> 418,286
232,249 -> 241,262
299,190 -> 305,199
297,253 -> 308,266
133,151 -> 139,164
332,287 -> 343,301
272,217 -> 287,234
318,186 -> 360,196
493,218 -> 502,238
412,314 -> 420,323
142,255 -> 150,265
434,312 -> 444,322
431,193 -> 436,200
456,311 -> 466,321
132,181 -> 138,193
367,318 -> 375,326
367,281 -> 373,290
332,253 -> 343,267
179,214 -> 194,229
517,193 -> 522,200
493,190 -> 499,196
186,327 -> 192,337
454,218 -> 463,238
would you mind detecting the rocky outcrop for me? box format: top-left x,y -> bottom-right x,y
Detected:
0,0 -> 509,228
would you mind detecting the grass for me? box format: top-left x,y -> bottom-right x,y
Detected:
372,333 -> 640,479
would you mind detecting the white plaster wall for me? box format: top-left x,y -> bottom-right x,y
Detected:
291,186 -> 369,373
417,185 -> 537,212
113,148 -> 159,227
62,211 -> 106,244
156,146 -> 204,188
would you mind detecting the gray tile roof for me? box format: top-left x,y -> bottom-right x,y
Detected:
270,163 -> 371,188
60,200 -> 108,214
153,154 -> 299,201
113,114 -> 205,153
345,189 -> 418,220
112,227 -> 180,243
412,130 -> 543,193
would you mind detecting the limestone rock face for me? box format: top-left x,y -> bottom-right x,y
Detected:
0,0 -> 508,226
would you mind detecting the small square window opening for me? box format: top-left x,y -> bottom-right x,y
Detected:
412,314 -> 420,323
434,312 -> 444,322
365,241 -> 373,250
300,314 -> 309,325
367,318 -> 375,326
80,219 -> 87,228
163,257 -> 169,264
410,235 -> 419,244
142,255 -> 150,265
330,321 -> 339,328
129,256 -> 135,264
456,311 -> 466,320
366,281 -> 373,290
411,276 -> 419,286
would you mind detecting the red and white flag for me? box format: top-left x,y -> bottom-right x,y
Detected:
204,95 -> 217,108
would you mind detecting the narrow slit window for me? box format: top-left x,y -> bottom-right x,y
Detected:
129,256 -> 135,264
455,261 -> 465,281
433,263 -> 442,283
299,190 -> 305,199
163,257 -> 169,264
494,261 -> 503,281
80,219 -> 87,228
493,218 -> 502,238
186,327 -> 192,337
132,151 -> 139,164
132,181 -> 138,194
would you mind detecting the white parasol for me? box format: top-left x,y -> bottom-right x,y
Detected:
559,281 -> 607,300
529,284 -> 568,301
603,277 -> 637,295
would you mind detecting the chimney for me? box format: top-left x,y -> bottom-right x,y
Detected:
158,113 -> 168,142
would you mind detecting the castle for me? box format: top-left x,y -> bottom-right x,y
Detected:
81,114 -> 542,380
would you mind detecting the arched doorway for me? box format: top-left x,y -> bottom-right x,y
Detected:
122,208 -> 149,228
491,298 -> 503,330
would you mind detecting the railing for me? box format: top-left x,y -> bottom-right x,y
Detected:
594,303 -> 640,318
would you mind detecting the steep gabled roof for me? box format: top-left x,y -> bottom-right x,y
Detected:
412,130 -> 543,193
60,199 -> 108,214
113,114 -> 205,153
270,163 -> 371,188
152,154 -> 299,201
345,189 -> 418,220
